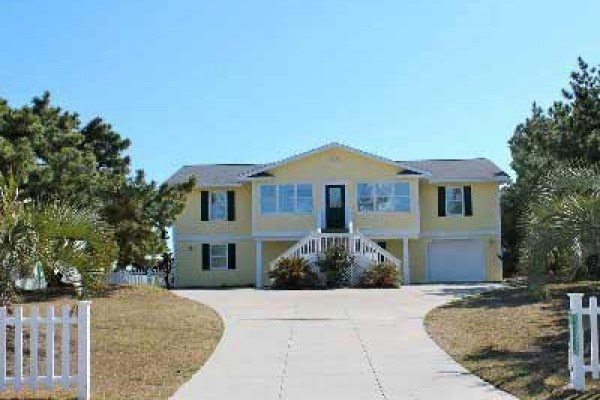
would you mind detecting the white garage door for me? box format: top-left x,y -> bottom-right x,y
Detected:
428,240 -> 485,282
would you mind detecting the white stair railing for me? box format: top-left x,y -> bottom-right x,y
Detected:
269,231 -> 402,285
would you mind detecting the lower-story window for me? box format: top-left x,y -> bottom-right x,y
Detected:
210,244 -> 228,270
202,243 -> 236,270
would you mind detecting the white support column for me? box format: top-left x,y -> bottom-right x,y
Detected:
172,226 -> 178,289
255,241 -> 263,289
402,237 -> 410,284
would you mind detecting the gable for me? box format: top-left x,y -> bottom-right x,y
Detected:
256,146 -> 410,181
244,142 -> 425,180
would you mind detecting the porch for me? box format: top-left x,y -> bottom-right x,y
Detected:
255,232 -> 410,288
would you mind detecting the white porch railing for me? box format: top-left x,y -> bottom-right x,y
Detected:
0,302 -> 91,399
269,231 -> 402,286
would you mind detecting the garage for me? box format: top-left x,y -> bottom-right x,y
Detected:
427,239 -> 485,282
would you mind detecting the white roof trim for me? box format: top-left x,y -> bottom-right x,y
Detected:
427,176 -> 511,184
194,183 -> 243,188
240,142 -> 431,179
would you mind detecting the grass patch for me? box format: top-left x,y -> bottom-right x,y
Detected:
1,286 -> 223,399
424,281 -> 600,400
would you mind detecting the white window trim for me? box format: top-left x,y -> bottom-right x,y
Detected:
209,191 -> 228,221
209,244 -> 229,270
259,183 -> 314,215
356,181 -> 411,214
445,186 -> 464,217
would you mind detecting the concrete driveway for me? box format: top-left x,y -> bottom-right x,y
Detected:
172,285 -> 515,400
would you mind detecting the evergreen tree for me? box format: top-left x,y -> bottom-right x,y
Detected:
0,92 -> 193,271
506,58 -> 600,275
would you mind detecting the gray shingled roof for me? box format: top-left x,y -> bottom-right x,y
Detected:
167,159 -> 508,187
399,159 -> 509,181
167,164 -> 261,187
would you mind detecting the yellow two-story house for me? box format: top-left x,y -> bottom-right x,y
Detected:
167,142 -> 509,288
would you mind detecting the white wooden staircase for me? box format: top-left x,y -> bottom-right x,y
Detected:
269,231 -> 402,286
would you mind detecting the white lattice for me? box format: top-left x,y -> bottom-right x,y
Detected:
270,231 -> 401,287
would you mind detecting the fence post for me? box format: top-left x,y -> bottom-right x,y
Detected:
591,296 -> 599,379
77,301 -> 92,400
46,305 -> 55,389
568,293 -> 585,391
0,307 -> 5,391
61,305 -> 70,390
30,306 -> 39,390
14,307 -> 23,392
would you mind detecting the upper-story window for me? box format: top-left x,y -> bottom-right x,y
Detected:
201,190 -> 235,222
210,191 -> 228,220
446,187 -> 464,216
260,184 -> 313,214
357,182 -> 410,212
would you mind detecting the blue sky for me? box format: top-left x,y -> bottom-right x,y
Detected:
2,1 -> 599,182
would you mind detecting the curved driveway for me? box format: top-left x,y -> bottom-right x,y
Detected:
172,285 -> 515,400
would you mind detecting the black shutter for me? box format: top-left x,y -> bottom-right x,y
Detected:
201,191 -> 209,221
464,186 -> 473,216
227,191 -> 235,221
228,243 -> 236,270
437,187 -> 446,217
202,244 -> 210,270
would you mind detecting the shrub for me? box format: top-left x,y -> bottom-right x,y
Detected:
316,244 -> 354,288
360,262 -> 401,288
268,257 -> 320,289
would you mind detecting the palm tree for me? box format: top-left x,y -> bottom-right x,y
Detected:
0,181 -> 117,305
0,183 -> 37,305
520,165 -> 600,295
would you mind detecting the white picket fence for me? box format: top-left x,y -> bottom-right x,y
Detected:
567,293 -> 600,391
0,301 -> 91,399
108,268 -> 165,286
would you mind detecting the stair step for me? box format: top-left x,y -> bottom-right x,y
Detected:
320,228 -> 349,233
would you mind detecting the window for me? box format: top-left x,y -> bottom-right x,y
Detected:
260,184 -> 313,214
210,244 -> 228,270
446,187 -> 464,216
296,184 -> 313,213
328,187 -> 342,208
210,191 -> 227,220
260,185 -> 277,213
357,182 -> 410,212
279,184 -> 295,212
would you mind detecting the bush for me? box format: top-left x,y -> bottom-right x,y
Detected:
360,262 -> 400,288
268,257 -> 320,289
316,244 -> 354,288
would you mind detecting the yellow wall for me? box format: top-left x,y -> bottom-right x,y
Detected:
419,181 -> 499,233
175,240 -> 255,287
252,147 -> 420,234
174,184 -> 252,235
261,241 -> 296,285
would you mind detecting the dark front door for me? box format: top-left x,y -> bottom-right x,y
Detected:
325,185 -> 346,230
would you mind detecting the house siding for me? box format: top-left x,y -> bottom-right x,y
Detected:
252,147 -> 420,235
175,240 -> 255,287
172,145 -> 505,287
175,184 -> 252,236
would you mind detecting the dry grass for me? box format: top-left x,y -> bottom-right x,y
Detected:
425,282 -> 600,400
0,286 -> 223,399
